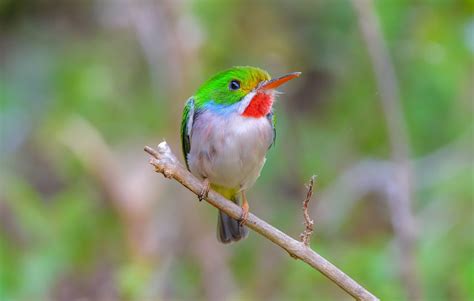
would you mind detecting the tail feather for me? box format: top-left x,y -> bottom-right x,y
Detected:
217,210 -> 248,243
216,193 -> 248,243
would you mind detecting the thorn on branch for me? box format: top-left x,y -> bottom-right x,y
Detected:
300,175 -> 316,246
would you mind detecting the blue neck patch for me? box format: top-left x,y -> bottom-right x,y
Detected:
202,100 -> 240,116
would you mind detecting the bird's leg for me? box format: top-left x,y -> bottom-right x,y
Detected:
239,191 -> 249,226
198,178 -> 210,202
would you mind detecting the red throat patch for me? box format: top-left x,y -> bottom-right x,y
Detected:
242,92 -> 273,118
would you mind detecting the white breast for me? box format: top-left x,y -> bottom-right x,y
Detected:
187,110 -> 273,190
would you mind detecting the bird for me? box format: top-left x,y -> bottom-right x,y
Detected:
180,66 -> 300,243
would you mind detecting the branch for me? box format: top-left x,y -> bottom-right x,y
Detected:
300,175 -> 316,246
351,1 -> 422,300
144,142 -> 379,301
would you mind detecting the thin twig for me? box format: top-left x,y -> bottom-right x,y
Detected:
300,175 -> 316,246
144,142 -> 379,301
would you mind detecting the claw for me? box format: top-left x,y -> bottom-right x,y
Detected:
238,191 -> 249,226
198,178 -> 210,202
238,208 -> 249,227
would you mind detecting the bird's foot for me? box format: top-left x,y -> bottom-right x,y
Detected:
238,208 -> 249,227
238,193 -> 249,226
198,178 -> 210,202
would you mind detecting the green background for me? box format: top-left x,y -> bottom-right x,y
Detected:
0,0 -> 472,300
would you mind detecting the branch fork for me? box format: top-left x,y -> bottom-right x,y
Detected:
145,142 -> 178,178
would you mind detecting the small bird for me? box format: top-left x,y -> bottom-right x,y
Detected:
181,66 -> 300,243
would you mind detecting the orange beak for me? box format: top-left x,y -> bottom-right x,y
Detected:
258,72 -> 301,90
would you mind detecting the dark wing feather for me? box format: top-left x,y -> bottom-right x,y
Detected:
181,97 -> 195,170
266,111 -> 276,149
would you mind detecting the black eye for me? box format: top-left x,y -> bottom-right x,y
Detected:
229,80 -> 240,90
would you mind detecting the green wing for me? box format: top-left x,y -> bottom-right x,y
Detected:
181,97 -> 195,170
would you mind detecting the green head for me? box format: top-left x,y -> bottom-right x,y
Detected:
194,66 -> 300,109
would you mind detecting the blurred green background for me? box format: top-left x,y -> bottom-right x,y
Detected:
0,0 -> 472,300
